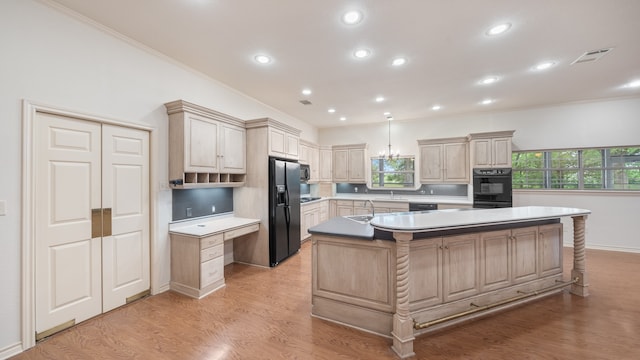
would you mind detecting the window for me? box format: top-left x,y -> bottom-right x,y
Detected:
371,156 -> 415,188
512,147 -> 640,190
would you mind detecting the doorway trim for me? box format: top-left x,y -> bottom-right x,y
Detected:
21,100 -> 156,350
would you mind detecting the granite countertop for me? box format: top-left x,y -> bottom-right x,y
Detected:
308,216 -> 374,240
169,214 -> 261,237
370,206 -> 591,233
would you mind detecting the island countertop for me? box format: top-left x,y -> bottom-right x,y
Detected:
370,206 -> 591,233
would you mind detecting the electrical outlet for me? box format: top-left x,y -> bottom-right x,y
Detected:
186,207 -> 192,217
211,205 -> 216,213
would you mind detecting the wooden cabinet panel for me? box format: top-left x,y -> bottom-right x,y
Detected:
419,144 -> 442,182
443,142 -> 469,182
409,238 -> 443,309
539,223 -> 563,277
332,144 -> 368,183
468,131 -> 514,168
418,138 -> 469,183
349,148 -> 366,182
319,147 -> 333,182
511,226 -> 539,284
220,124 -> 246,173
443,234 -> 480,302
332,149 -> 349,182
186,115 -> 219,172
480,230 -> 511,292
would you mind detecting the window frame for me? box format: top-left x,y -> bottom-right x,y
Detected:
370,156 -> 416,189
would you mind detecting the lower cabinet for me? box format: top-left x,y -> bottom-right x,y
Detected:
409,223 -> 562,310
171,233 -> 225,299
302,200 -> 329,241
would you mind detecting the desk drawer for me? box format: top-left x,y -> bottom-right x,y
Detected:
200,244 -> 223,263
200,233 -> 223,250
224,223 -> 259,241
200,256 -> 224,288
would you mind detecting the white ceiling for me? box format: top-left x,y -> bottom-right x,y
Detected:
47,0 -> 640,128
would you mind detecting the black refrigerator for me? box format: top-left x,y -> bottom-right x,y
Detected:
268,157 -> 301,267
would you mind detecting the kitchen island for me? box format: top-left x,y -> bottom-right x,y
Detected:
309,206 -> 590,358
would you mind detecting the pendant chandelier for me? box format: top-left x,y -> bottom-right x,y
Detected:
379,115 -> 400,160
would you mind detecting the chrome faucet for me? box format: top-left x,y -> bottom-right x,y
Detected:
367,199 -> 375,217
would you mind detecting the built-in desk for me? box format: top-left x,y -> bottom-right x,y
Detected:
169,215 -> 260,299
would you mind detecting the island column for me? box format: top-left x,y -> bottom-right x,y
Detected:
391,231 -> 415,358
571,215 -> 589,297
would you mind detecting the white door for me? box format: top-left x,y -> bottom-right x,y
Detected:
101,125 -> 150,312
35,112 -> 150,338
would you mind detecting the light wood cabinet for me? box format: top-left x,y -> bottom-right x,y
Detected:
332,144 -> 368,183
468,130 -> 515,168
418,137 -> 469,184
170,223 -> 260,299
479,230 -> 511,292
538,223 -> 563,277
245,118 -> 301,161
165,100 -> 246,188
301,200 -> 328,241
319,146 -> 333,182
300,140 -> 320,182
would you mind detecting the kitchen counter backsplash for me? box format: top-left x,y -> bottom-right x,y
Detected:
335,183 -> 467,197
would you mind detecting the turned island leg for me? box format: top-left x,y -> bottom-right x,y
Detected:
571,215 -> 589,297
391,232 -> 415,358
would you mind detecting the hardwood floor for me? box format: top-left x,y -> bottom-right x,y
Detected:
13,242 -> 640,359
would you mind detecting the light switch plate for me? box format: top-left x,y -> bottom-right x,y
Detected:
0,200 -> 6,216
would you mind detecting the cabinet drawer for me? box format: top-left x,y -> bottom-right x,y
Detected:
200,244 -> 224,263
200,256 -> 224,288
200,233 -> 223,250
224,223 -> 259,240
336,200 -> 353,207
353,200 -> 368,208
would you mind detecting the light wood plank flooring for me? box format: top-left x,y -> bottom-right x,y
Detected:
13,242 -> 640,359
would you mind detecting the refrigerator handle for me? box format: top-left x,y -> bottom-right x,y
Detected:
285,205 -> 291,225
284,187 -> 290,206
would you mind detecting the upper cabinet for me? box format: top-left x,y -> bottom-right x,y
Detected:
319,146 -> 333,182
245,118 -> 302,162
300,140 -> 320,182
468,130 -> 515,168
418,137 -> 469,183
332,143 -> 367,183
165,100 -> 246,188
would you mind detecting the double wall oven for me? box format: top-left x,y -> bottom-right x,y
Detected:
473,168 -> 513,208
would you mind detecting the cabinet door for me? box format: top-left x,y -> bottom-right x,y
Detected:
319,148 -> 333,181
185,114 -> 219,173
419,144 -> 443,182
286,132 -> 299,159
220,124 -> 246,173
269,128 -> 286,158
471,139 -> 492,168
409,238 -> 443,308
442,234 -> 479,302
492,137 -> 512,168
479,230 -> 511,292
299,143 -> 309,164
538,223 -> 563,277
348,148 -> 366,182
333,149 -> 349,182
511,226 -> 538,284
443,142 -> 469,182
309,146 -> 320,181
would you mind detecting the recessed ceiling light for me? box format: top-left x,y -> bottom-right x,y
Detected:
533,61 -> 556,71
481,99 -> 494,105
339,116 -> 347,121
301,88 -> 312,95
328,108 -> 336,113
432,105 -> 442,111
627,80 -> 640,88
486,23 -> 512,36
254,54 -> 271,64
392,57 -> 407,66
342,10 -> 363,25
480,76 -> 499,85
354,49 -> 371,58
375,96 -> 385,103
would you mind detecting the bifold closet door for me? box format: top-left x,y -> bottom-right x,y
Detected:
34,112 -> 150,338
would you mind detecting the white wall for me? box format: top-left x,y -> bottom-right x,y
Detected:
0,0 -> 317,355
319,98 -> 640,252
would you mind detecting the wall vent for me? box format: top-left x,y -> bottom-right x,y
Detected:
299,99 -> 312,105
571,48 -> 613,65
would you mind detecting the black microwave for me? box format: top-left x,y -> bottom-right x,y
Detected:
300,164 -> 310,182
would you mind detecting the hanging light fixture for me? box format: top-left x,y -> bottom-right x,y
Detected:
379,115 -> 400,160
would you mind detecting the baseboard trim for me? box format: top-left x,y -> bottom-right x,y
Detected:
0,341 -> 23,360
563,243 -> 640,253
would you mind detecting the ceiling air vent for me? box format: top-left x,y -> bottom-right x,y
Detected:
299,99 -> 312,105
571,48 -> 613,65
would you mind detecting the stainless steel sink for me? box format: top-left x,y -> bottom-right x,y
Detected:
345,214 -> 374,224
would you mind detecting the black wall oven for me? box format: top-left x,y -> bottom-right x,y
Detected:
473,168 -> 512,208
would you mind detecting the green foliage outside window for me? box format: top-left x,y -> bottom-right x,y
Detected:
371,157 -> 415,188
512,147 -> 640,190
